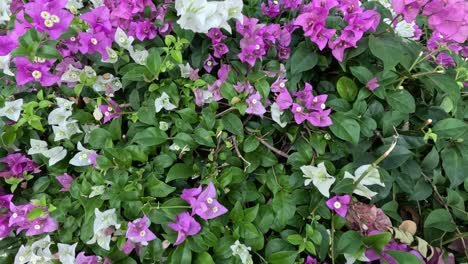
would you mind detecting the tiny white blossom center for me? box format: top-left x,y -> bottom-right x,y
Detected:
295,106 -> 302,112
207,197 -> 213,204
51,15 -> 60,23
255,44 -> 261,50
140,230 -> 146,237
251,99 -> 257,104
273,0 -> 278,4
32,70 -> 42,79
206,61 -> 212,66
212,206 -> 218,213
320,103 -> 326,109
41,11 -> 50,19
313,97 -> 318,103
91,38 -> 98,45
44,19 -> 54,28
12,213 -> 18,218
107,107 -> 113,112
279,82 -> 285,88
19,256 -> 25,261
333,201 -> 342,209
119,37 -> 126,43
34,224 -> 41,230
105,112 -> 110,116
70,37 -> 76,41
79,153 -> 88,160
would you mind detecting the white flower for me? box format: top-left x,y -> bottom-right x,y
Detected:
301,162 -> 336,198
89,185 -> 106,198
179,63 -> 193,78
92,74 -> 122,97
14,245 -> 33,264
0,99 -> 23,121
87,208 -> 120,250
93,106 -> 103,121
169,143 -> 182,151
55,98 -> 74,110
230,240 -> 253,264
57,243 -> 77,264
0,55 -> 14,76
155,92 -> 177,113
0,0 -> 11,25
48,108 -> 72,125
83,66 -> 97,78
225,0 -> 244,22
102,47 -> 118,63
343,165 -> 385,199
128,47 -> 149,65
89,0 -> 104,7
394,20 -> 416,39
61,64 -> 83,83
43,146 -> 67,166
52,120 -> 82,141
69,142 -> 97,166
66,0 -> 83,13
28,139 -> 48,155
114,27 -> 134,50
270,103 -> 287,128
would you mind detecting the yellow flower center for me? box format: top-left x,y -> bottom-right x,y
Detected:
206,61 -> 212,66
34,224 -> 41,230
320,103 -> 326,109
140,230 -> 146,237
79,153 -> 88,160
333,201 -> 341,209
71,73 -> 77,79
41,11 -> 50,19
107,107 -> 113,112
119,37 -> 126,43
279,82 -> 285,87
212,206 -> 218,213
207,197 -> 213,204
91,38 -> 98,45
32,70 -> 42,79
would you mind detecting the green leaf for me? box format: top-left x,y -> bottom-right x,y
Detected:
222,113 -> 243,136
350,66 -> 373,84
220,82 -> 236,101
132,127 -> 168,147
290,42 -> 318,75
330,113 -> 360,144
255,79 -> 270,99
27,208 -> 47,221
424,208 -> 456,232
89,128 -> 112,148
194,252 -> 214,264
433,118 -> 468,139
169,242 -> 192,264
337,231 -> 363,255
442,147 -> 467,187
337,76 -> 358,101
363,232 -> 392,252
267,251 -> 298,264
369,34 -> 402,72
386,90 -> 415,114
36,45 -> 62,59
193,127 -> 215,147
165,163 -> 194,182
122,65 -> 148,81
421,74 -> 460,104
272,191 -> 296,226
286,234 -> 303,245
385,251 -> 424,264
146,178 -> 176,198
146,48 -> 162,79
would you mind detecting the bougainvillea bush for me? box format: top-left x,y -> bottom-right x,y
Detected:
0,0 -> 467,263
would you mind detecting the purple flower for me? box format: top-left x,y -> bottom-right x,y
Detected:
435,52 -> 455,67
291,103 -> 308,124
246,92 -> 267,117
78,32 -> 112,60
25,0 -> 74,40
328,34 -> 355,62
76,252 -> 100,264
271,77 -> 287,93
236,16 -> 259,37
213,43 -> 229,58
167,212 -> 201,245
14,57 -> 59,87
9,203 -> 35,228
238,45 -> 258,67
234,81 -> 255,94
306,94 -> 328,111
181,182 -> 228,220
393,0 -> 428,23
203,54 -> 218,73
130,20 -> 157,41
281,0 -> 302,10
276,88 -> 293,111
126,215 -> 157,244
326,195 -> 351,217
308,109 -> 333,127
305,256 -> 318,264
99,100 -> 122,123
0,194 -> 12,209
121,239 -> 140,254
217,64 -> 231,82
0,214 -> 13,238
207,80 -> 223,101
0,153 -> 40,179
56,173 -> 74,192
294,83 -> 313,104
365,232 -> 425,264
80,6 -> 112,33
261,0 -> 281,18
207,28 -> 227,43
277,45 -> 291,59
366,78 -> 380,91
24,215 -> 58,236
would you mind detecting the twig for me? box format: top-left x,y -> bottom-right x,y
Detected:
255,136 -> 289,158
231,136 -> 251,172
215,106 -> 236,118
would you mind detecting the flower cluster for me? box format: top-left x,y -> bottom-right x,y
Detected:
0,194 -> 57,238
48,98 -> 81,142
168,182 -> 228,245
0,153 -> 40,179
122,215 -> 157,254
